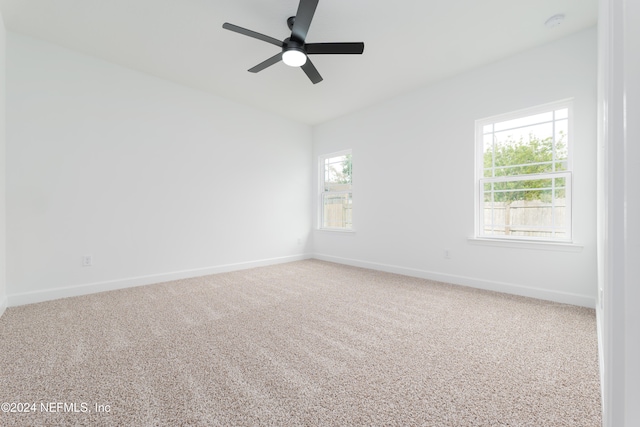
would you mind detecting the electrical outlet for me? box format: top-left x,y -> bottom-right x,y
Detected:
297,238 -> 302,245
444,249 -> 451,259
82,255 -> 93,267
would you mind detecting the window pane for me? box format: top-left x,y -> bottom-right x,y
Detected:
554,176 -> 567,198
487,121 -> 556,176
482,176 -> 569,239
483,134 -> 494,177
555,108 -> 568,119
323,193 -> 352,229
555,160 -> 568,172
494,122 -> 554,151
323,154 -> 352,191
494,112 -> 553,132
555,119 -> 569,162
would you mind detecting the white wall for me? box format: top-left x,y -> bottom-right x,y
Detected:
624,0 -> 640,419
0,12 -> 6,316
6,33 -> 312,306
313,28 -> 598,307
599,0 -> 640,424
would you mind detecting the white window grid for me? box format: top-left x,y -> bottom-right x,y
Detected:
475,100 -> 573,242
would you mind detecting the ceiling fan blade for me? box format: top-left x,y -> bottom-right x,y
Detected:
305,42 -> 365,55
301,59 -> 323,84
291,0 -> 318,42
248,53 -> 283,73
222,23 -> 283,48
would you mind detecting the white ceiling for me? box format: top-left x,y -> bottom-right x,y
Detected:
0,0 -> 597,125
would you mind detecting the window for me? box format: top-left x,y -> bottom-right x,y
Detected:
319,150 -> 352,230
476,101 -> 572,242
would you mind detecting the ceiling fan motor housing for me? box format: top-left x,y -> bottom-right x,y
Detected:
283,38 -> 305,53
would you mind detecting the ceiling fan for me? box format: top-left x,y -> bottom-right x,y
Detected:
222,0 -> 364,84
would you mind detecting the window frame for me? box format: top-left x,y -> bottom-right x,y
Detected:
318,149 -> 353,231
474,100 -> 574,243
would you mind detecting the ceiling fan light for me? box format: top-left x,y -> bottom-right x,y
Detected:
282,49 -> 307,67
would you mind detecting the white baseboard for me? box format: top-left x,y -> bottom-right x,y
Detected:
313,253 -> 596,308
8,254 -> 312,307
0,295 -> 7,318
6,253 -> 596,309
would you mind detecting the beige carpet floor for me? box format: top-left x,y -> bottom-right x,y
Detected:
0,260 -> 601,426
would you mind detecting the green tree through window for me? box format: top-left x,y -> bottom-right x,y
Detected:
485,132 -> 567,203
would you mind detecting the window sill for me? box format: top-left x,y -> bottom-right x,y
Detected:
317,228 -> 356,234
467,237 -> 583,252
